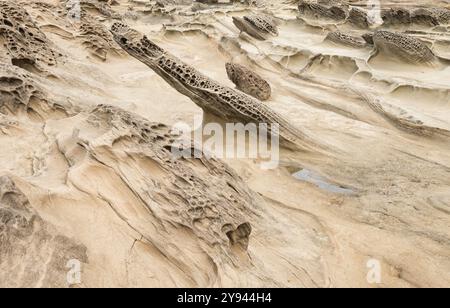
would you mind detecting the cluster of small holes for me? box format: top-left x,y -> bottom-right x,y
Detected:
111,23 -> 165,59
88,104 -> 254,245
65,0 -> 120,19
382,7 -> 450,26
0,2 -> 61,68
326,31 -> 366,47
0,177 -> 35,240
243,15 -> 279,36
348,7 -> 369,27
112,25 -> 303,145
374,31 -> 436,62
381,8 -> 411,25
225,63 -> 271,101
159,55 -> 300,142
156,55 -> 227,94
92,104 -> 176,147
79,20 -> 122,59
299,1 -> 348,20
411,8 -> 450,25
0,63 -> 45,113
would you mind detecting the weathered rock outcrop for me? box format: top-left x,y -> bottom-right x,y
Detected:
0,175 -> 88,288
110,23 -> 320,152
298,0 -> 349,21
232,15 -> 278,41
372,31 -> 437,64
0,62 -> 66,120
83,104 -> 256,251
225,63 -> 272,101
381,7 -> 450,26
326,31 -> 367,48
410,8 -> 450,26
0,1 -> 62,71
348,7 -> 370,28
79,19 -> 123,60
65,0 -> 121,20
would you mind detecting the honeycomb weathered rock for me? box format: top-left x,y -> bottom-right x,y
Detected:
232,15 -> 279,41
381,8 -> 411,25
85,104 -> 256,250
411,8 -> 450,26
79,18 -> 123,60
298,0 -> 349,21
65,0 -> 121,20
372,31 -> 436,64
0,62 -> 70,120
326,31 -> 367,48
225,63 -> 272,101
0,175 -> 88,288
381,7 -> 450,26
0,1 -> 61,70
348,7 -> 370,28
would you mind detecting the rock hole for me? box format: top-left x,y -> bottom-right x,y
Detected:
11,58 -> 39,74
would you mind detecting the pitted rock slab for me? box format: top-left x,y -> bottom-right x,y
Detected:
79,18 -> 123,60
411,8 -> 450,26
225,63 -> 271,101
0,1 -> 61,70
65,0 -> 121,20
232,15 -> 278,41
0,175 -> 88,288
110,23 -> 319,151
372,31 -> 436,64
85,104 -> 256,250
298,0 -> 349,21
0,62 -> 70,120
381,7 -> 450,26
326,31 -> 367,48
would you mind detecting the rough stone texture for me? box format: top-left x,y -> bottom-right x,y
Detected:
243,15 -> 279,36
373,31 -> 436,64
110,22 -> 319,151
65,0 -> 121,20
232,15 -> 279,41
381,7 -> 450,26
298,0 -> 349,21
326,31 -> 367,48
0,175 -> 88,288
381,8 -> 411,25
0,62 -> 70,120
410,8 -> 450,26
225,63 -> 272,101
79,18 -> 123,60
84,104 -> 256,250
0,1 -> 61,70
348,7 -> 370,28
0,0 -> 449,289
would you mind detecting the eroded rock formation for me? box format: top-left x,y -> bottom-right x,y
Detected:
298,0 -> 349,21
110,22 -> 320,152
0,62 -> 67,120
0,1 -> 62,71
0,175 -> 88,288
326,31 -> 367,48
372,30 -> 437,64
232,15 -> 279,41
0,0 -> 449,289
225,63 -> 272,101
381,6 -> 450,26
